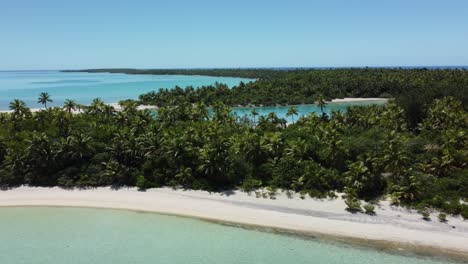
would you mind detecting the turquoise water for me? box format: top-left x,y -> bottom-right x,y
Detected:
233,101 -> 386,123
0,207 -> 456,264
0,71 -> 387,118
0,71 -> 252,110
0,71 -> 386,117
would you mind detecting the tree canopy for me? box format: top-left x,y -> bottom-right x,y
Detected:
0,96 -> 466,218
2,68 -> 467,218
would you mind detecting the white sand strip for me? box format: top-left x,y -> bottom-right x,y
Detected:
0,98 -> 388,113
330,98 -> 389,103
0,187 -> 466,258
0,103 -> 157,114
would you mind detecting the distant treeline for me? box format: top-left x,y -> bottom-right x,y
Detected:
131,68 -> 468,127
63,68 -> 283,79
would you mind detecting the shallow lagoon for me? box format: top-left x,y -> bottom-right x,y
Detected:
0,71 -> 387,119
233,100 -> 386,123
0,207 -> 457,264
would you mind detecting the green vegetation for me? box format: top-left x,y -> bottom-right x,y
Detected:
38,92 -> 53,110
345,197 -> 363,213
133,68 -> 467,128
64,68 -> 281,79
438,213 -> 448,223
418,209 -> 431,221
363,204 -> 376,215
1,68 -> 467,218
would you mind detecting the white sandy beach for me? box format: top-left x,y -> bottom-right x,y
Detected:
0,98 -> 389,113
0,104 -> 157,114
0,187 -> 467,258
106,103 -> 158,111
330,97 -> 389,103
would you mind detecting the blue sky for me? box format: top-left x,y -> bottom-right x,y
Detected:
1,0 -> 467,70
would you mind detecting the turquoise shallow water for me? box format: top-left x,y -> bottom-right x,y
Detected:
233,101 -> 386,123
0,71 -> 252,110
0,71 -> 386,118
0,207 -> 456,264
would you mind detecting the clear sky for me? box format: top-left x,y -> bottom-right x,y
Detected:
1,0 -> 467,70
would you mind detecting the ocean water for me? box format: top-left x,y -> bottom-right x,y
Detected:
0,207 -> 456,264
0,71 -> 253,110
0,71 -> 387,118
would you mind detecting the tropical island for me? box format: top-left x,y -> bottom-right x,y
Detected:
1,68 -> 467,260
3,0 -> 468,262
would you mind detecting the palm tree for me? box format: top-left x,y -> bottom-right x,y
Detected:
0,137 -> 7,164
87,98 -> 105,115
59,133 -> 94,162
6,148 -> 27,176
192,102 -> 209,121
251,109 -> 259,124
286,138 -> 311,160
132,118 -> 148,135
212,102 -> 234,125
344,160 -> 374,199
315,94 -> 327,116
55,111 -> 70,137
233,131 -> 266,167
63,99 -> 77,114
102,104 -> 116,121
320,126 -> 348,170
286,106 -> 298,124
76,103 -> 85,112
24,132 -> 56,184
381,132 -> 410,180
9,99 -> 28,116
116,112 -> 128,127
198,143 -> 232,185
175,167 -> 194,186
33,110 -> 49,129
38,92 -> 53,109
138,131 -> 160,157
261,132 -> 284,158
9,99 -> 30,130
119,100 -> 138,115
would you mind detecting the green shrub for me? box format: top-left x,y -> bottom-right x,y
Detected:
241,178 -> 262,193
438,213 -> 447,223
136,175 -> 147,191
345,197 -> 362,213
461,206 -> 468,220
363,204 -> 376,215
327,192 -> 338,199
418,209 -> 431,221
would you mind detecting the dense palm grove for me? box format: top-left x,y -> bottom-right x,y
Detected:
1,68 -> 468,219
136,68 -> 468,127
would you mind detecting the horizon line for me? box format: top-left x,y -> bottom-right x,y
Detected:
1,65 -> 468,72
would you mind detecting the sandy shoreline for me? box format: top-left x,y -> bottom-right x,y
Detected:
0,187 -> 466,261
0,98 -> 388,113
330,97 -> 389,103
0,103 -> 157,113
